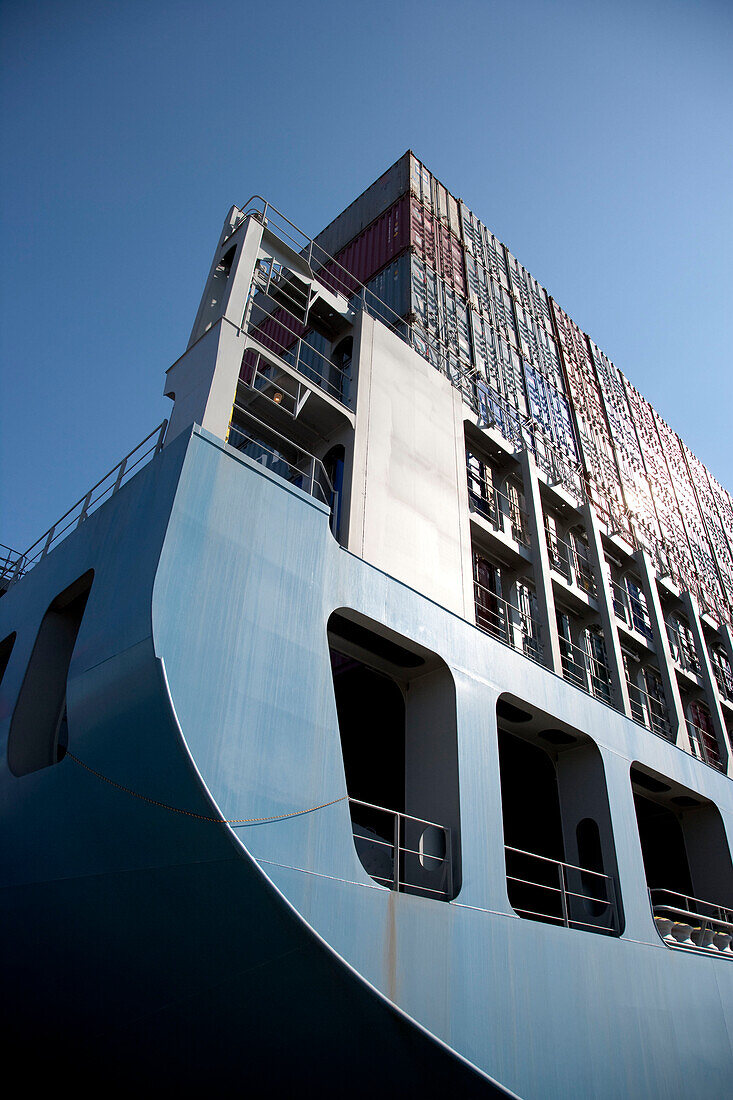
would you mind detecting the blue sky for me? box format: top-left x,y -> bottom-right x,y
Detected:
1,0 -> 732,551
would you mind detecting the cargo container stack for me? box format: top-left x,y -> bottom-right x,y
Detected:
239,150 -> 732,628
549,301 -> 629,533
585,342 -> 661,553
696,463 -> 733,623
651,409 -> 726,619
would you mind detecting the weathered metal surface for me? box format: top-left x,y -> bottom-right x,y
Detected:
2,430 -> 733,1096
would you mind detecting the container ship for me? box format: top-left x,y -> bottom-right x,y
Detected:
2,152 -> 732,1096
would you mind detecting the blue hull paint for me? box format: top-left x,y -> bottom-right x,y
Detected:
2,426 -> 732,1096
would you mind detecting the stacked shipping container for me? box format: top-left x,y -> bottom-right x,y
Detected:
249,150 -> 733,625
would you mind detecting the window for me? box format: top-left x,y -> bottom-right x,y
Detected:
631,763 -> 733,950
328,609 -> 461,901
497,694 -> 623,935
7,571 -> 93,777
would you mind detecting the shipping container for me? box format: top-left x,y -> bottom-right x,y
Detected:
329,196 -> 409,290
523,362 -> 578,463
410,155 -> 462,237
362,253 -> 412,323
459,204 -> 510,289
314,151 -> 412,260
409,196 -> 466,295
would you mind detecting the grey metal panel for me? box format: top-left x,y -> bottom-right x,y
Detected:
2,430 -> 733,1096
151,432 -> 733,1099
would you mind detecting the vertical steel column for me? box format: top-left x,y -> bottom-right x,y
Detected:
581,502 -> 631,716
393,813 -> 401,893
681,592 -> 731,773
633,549 -> 690,749
518,448 -> 562,675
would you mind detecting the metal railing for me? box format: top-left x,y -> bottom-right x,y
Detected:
546,527 -> 595,595
712,659 -> 733,702
666,619 -> 700,675
505,845 -> 620,934
235,196 -> 434,367
245,296 -> 353,407
228,406 -> 334,509
627,678 -> 671,738
610,579 -> 653,640
558,634 -> 613,703
348,797 -> 453,901
686,719 -> 725,772
0,421 -> 168,591
467,464 -> 530,547
0,543 -> 26,588
650,888 -> 733,954
473,578 -> 543,664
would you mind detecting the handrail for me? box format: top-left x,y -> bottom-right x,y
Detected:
546,526 -> 595,595
558,633 -> 612,702
626,677 -> 671,737
467,461 -> 530,547
236,196 -> 433,358
609,578 -> 653,639
473,576 -> 543,663
0,543 -> 27,586
712,658 -> 733,702
245,298 -> 352,407
505,844 -> 620,934
348,797 -> 453,900
685,719 -> 724,772
0,421 -> 168,590
649,887 -> 733,953
666,618 -> 700,675
228,405 -> 334,508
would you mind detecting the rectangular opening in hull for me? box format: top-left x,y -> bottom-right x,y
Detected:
328,609 -> 461,901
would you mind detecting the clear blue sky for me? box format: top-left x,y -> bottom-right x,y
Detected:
1,0 -> 731,552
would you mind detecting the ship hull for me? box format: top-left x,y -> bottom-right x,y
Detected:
2,427 -> 732,1096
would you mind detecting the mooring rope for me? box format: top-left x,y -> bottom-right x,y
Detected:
66,751 -> 347,825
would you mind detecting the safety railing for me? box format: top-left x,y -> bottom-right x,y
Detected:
235,196 -> 433,367
666,619 -> 700,675
610,579 -> 653,640
245,296 -> 353,408
467,464 -> 530,547
546,527 -> 595,595
0,421 -> 168,591
558,634 -> 613,703
228,406 -> 334,509
627,678 -> 671,738
712,658 -> 733,702
348,797 -> 453,901
686,720 -> 725,772
650,888 -> 733,954
505,845 -> 620,935
0,543 -> 27,588
473,577 -> 543,664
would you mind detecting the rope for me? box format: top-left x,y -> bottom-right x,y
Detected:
66,751 -> 347,825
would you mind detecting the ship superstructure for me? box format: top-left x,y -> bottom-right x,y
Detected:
1,155 -> 732,1096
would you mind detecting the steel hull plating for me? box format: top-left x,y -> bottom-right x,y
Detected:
2,428 -> 732,1096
